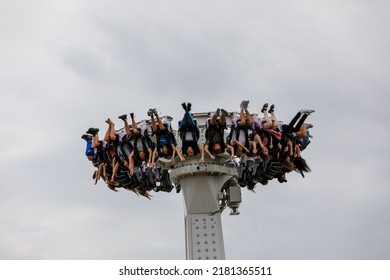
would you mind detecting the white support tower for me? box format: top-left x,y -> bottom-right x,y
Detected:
170,155 -> 240,260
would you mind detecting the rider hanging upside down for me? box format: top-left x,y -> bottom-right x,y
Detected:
128,118 -> 154,175
204,108 -> 234,160
227,100 -> 255,157
177,102 -> 205,164
148,108 -> 178,167
281,109 -> 314,177
81,101 -> 315,198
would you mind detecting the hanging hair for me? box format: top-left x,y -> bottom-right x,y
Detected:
260,151 -> 272,162
281,157 -> 295,172
136,188 -> 152,200
294,157 -> 311,173
247,181 -> 256,192
258,178 -> 269,186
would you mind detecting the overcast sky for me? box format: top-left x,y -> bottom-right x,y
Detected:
1,0 -> 389,260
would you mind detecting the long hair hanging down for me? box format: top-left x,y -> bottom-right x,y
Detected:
136,188 -> 152,200
294,157 -> 311,177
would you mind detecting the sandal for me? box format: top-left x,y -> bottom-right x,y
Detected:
220,108 -> 229,116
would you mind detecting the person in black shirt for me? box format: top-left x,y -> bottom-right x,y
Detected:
204,108 -> 234,160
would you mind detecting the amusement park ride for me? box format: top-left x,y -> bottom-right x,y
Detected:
170,112 -> 241,260
84,108 -> 313,260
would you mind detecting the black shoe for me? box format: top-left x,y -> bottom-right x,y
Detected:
181,102 -> 187,111
261,103 -> 268,113
118,114 -> 127,121
81,134 -> 91,141
220,108 -> 228,116
86,128 -> 94,134
86,127 -> 99,135
147,109 -> 153,117
268,104 -> 274,113
130,112 -> 134,119
187,102 -> 192,112
216,108 -> 221,116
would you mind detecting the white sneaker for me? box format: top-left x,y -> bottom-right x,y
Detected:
300,109 -> 315,115
304,123 -> 313,129
240,100 -> 249,110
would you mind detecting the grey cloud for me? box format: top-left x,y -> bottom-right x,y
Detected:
1,0 -> 390,260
